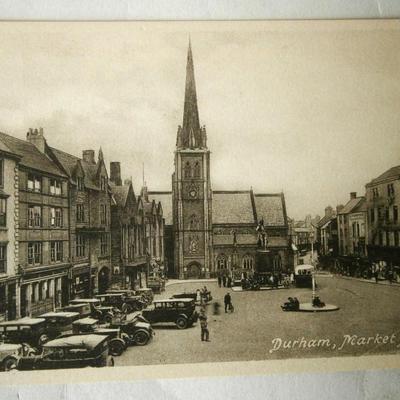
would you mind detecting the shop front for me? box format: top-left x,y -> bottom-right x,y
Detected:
124,259 -> 147,290
0,278 -> 18,321
70,264 -> 91,299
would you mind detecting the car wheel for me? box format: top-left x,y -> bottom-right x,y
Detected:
176,317 -> 188,329
133,330 -> 150,346
2,356 -> 18,371
104,313 -> 113,324
120,333 -> 131,347
109,338 -> 125,356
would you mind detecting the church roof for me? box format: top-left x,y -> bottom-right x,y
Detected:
148,191 -> 173,225
212,191 -> 255,224
253,194 -> 287,226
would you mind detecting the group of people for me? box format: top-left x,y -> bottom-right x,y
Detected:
195,286 -> 212,304
282,297 -> 300,311
199,292 -> 234,342
240,273 -> 294,290
217,275 -> 233,288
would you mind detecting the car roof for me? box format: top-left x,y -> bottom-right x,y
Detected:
154,298 -> 194,303
70,299 -> 100,303
72,317 -> 98,325
43,334 -> 108,349
96,293 -> 122,297
0,317 -> 46,326
40,312 -> 80,318
64,303 -> 89,308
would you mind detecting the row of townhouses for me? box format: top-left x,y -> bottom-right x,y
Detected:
316,164 -> 400,277
0,128 -> 165,321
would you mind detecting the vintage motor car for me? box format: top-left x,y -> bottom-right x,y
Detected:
0,317 -> 55,349
294,264 -> 315,288
172,289 -> 213,305
142,299 -> 199,329
109,311 -> 153,346
0,342 -> 36,371
59,303 -> 92,318
95,293 -> 146,313
146,277 -> 165,294
69,298 -> 115,323
39,311 -> 81,337
70,317 -> 127,356
17,334 -> 114,370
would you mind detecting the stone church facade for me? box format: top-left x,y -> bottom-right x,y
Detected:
149,42 -> 293,280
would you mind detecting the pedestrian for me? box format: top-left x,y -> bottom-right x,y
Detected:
224,292 -> 232,313
222,275 -> 227,287
227,276 -> 232,288
217,275 -> 222,288
196,289 -> 201,304
374,269 -> 379,284
213,301 -> 221,315
199,312 -> 210,342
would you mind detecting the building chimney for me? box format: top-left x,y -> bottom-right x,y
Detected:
350,192 -> 357,199
110,162 -> 122,186
325,206 -> 333,218
26,127 -> 46,153
82,150 -> 95,164
336,204 -> 344,214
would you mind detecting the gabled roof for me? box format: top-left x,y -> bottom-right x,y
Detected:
50,147 -> 103,190
253,194 -> 286,226
0,132 -> 66,177
110,182 -> 130,208
367,166 -> 400,186
148,191 -> 172,225
212,191 -> 255,224
351,197 -> 367,213
338,197 -> 365,215
317,214 -> 334,228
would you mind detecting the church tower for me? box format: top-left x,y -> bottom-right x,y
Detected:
172,41 -> 213,279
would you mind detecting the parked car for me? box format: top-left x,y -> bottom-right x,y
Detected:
0,318 -> 53,349
59,303 -> 92,318
142,299 -> 199,329
95,293 -> 146,313
40,311 -> 81,337
69,298 -> 115,324
17,334 -> 114,370
172,289 -> 212,305
147,277 -> 165,294
71,317 -> 127,356
109,312 -> 153,346
0,343 -> 36,371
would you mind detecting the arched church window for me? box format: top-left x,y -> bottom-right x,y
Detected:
184,162 -> 191,178
242,254 -> 254,270
216,254 -> 227,270
193,162 -> 201,178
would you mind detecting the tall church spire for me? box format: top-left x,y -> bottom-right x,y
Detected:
179,39 -> 205,149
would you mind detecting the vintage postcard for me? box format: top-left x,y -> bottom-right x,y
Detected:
0,19 -> 399,384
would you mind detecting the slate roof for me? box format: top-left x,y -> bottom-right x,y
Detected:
338,197 -> 365,215
148,192 -> 173,225
50,147 -> 101,190
253,194 -> 286,226
367,166 -> 400,186
351,197 -> 367,213
212,191 -> 255,224
110,182 -> 130,208
0,132 -> 66,177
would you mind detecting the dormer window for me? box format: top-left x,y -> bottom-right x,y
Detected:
77,177 -> 84,191
50,179 -> 62,196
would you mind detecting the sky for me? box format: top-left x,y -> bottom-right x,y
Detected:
0,20 -> 399,220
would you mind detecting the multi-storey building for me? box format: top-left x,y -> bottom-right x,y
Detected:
48,146 -> 112,297
0,129 -> 70,317
366,166 -> 400,267
317,206 -> 338,257
0,141 -> 21,320
337,192 -> 367,257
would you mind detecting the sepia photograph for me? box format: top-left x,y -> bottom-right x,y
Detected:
0,19 -> 399,377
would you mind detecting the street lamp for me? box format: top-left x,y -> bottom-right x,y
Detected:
310,231 -> 316,301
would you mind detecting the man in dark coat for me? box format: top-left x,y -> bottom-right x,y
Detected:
224,292 -> 232,313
